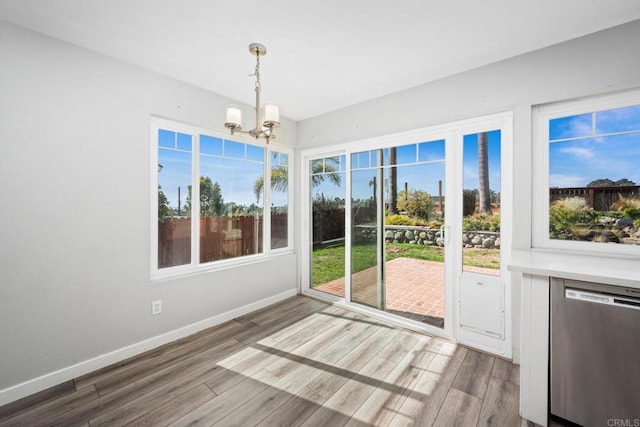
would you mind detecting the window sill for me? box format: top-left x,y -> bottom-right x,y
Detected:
508,248 -> 640,289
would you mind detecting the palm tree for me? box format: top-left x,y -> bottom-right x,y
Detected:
388,147 -> 398,214
254,159 -> 342,203
477,132 -> 492,214
369,176 -> 377,205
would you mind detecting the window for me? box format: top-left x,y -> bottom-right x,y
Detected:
534,90 -> 640,253
157,130 -> 193,268
462,130 -> 501,274
270,151 -> 289,250
153,118 -> 291,275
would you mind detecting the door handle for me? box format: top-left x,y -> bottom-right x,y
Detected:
440,225 -> 450,246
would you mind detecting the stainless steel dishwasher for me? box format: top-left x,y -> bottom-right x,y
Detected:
550,278 -> 640,426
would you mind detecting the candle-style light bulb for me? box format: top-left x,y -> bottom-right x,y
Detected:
263,104 -> 280,127
225,106 -> 242,129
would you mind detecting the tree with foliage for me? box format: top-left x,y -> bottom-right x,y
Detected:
311,157 -> 342,188
613,178 -> 636,186
253,159 -> 342,203
477,132 -> 492,214
587,178 -> 636,187
158,186 -> 172,223
369,176 -> 377,206
312,194 -> 345,242
397,189 -> 434,221
185,176 -> 224,217
463,189 -> 477,217
587,178 -> 615,187
253,165 -> 288,203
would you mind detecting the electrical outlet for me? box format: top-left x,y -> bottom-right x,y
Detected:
152,300 -> 162,315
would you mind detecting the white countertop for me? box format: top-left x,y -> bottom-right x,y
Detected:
508,249 -> 640,289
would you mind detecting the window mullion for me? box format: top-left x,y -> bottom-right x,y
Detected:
264,149 -> 271,254
192,133 -> 200,266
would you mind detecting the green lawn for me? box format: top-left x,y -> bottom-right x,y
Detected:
311,245 -> 347,286
386,243 -> 444,263
312,243 -> 499,286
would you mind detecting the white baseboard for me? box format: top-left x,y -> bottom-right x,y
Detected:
0,288 -> 297,407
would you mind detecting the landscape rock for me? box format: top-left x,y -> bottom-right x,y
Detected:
616,217 -> 634,230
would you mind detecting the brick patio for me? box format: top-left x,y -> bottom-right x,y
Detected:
314,257 -> 497,328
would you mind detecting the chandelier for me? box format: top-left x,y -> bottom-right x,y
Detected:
224,43 -> 280,144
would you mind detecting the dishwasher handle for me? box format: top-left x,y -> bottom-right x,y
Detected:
566,287 -> 640,311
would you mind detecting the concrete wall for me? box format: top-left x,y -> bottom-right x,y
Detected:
0,20 -> 298,403
297,19 -> 640,361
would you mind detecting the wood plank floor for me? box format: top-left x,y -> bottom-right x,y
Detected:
0,296 -> 535,426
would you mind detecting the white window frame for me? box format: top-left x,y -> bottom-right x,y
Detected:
150,116 -> 293,281
532,88 -> 640,256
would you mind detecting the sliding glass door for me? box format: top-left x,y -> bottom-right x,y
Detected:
350,141 -> 448,329
303,112 -> 511,351
350,149 -> 384,309
309,155 -> 347,298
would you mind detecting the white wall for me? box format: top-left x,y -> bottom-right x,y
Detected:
2,15 -> 640,408
0,20 -> 298,402
297,19 -> 640,361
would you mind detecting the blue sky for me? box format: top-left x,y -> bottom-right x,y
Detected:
549,105 -> 640,187
158,149 -> 192,211
313,135 -> 501,203
463,131 -> 501,193
160,103 -> 640,212
311,156 -> 346,201
350,142 -> 447,201
158,130 -> 288,210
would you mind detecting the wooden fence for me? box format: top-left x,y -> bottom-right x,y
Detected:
159,214 -> 288,268
549,186 -> 640,211
158,216 -> 262,268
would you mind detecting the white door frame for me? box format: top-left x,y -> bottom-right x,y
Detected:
300,148 -> 347,306
299,112 -> 513,354
452,113 -> 513,358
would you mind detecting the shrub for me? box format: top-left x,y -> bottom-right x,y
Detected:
397,189 -> 434,221
549,197 -> 594,239
312,194 -> 345,242
462,213 -> 500,232
427,219 -> 443,229
463,189 -> 477,216
568,225 -> 593,240
385,214 -> 414,226
560,197 -> 590,210
611,196 -> 640,220
592,234 -> 609,243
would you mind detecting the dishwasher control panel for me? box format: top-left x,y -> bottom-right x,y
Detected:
566,287 -> 640,310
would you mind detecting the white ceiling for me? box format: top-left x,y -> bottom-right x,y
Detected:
1,1 -> 639,121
